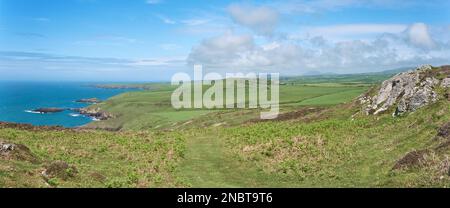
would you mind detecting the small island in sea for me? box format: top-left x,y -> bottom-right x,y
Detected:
0,82 -> 137,127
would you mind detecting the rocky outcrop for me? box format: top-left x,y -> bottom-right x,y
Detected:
360,65 -> 450,116
74,107 -> 113,121
0,140 -> 40,163
32,108 -> 65,113
441,78 -> 450,88
75,98 -> 102,104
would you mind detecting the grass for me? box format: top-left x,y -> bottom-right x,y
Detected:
1,70 -> 449,187
294,88 -> 367,106
281,68 -> 409,85
85,81 -> 369,130
0,128 -> 186,187
217,100 -> 450,187
176,131 -> 290,187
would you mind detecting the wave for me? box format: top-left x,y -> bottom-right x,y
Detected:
69,113 -> 82,117
24,110 -> 41,114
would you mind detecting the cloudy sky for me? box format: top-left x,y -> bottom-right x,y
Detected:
0,0 -> 449,81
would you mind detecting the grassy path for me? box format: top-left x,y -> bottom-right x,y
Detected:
177,134 -> 292,187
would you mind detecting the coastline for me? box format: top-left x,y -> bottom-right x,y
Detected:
0,82 -> 140,128
90,83 -> 154,90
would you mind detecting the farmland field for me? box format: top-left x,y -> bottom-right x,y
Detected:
85,77 -> 370,131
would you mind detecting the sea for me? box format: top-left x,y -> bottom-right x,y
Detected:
0,81 -> 136,127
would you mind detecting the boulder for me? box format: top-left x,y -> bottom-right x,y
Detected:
0,140 -> 39,163
362,65 -> 448,116
441,78 -> 450,88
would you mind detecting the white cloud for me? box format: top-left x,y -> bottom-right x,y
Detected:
188,31 -> 254,67
228,4 -> 279,36
405,23 -> 435,49
181,19 -> 210,26
188,23 -> 450,73
156,15 -> 176,24
301,24 -> 408,40
0,51 -> 186,81
176,13 -> 231,36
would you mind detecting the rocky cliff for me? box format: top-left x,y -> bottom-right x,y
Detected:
360,65 -> 450,116
74,107 -> 114,121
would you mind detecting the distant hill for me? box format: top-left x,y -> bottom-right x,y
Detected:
302,70 -> 338,76
282,66 -> 414,85
368,66 -> 413,76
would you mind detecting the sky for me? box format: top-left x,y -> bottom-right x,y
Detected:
0,0 -> 449,81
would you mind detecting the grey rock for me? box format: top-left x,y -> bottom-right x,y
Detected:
0,140 -> 39,163
74,107 -> 113,121
32,108 -> 65,113
441,78 -> 450,88
1,143 -> 15,152
363,65 -> 442,116
417,64 -> 433,71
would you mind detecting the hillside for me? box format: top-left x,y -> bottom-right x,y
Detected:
83,77 -> 369,131
1,65 -> 449,187
281,66 -> 412,85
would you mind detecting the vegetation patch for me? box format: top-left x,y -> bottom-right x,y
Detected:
42,161 -> 78,181
0,141 -> 40,164
392,150 -> 430,170
0,127 -> 187,187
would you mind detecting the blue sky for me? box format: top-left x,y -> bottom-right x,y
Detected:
0,0 -> 449,81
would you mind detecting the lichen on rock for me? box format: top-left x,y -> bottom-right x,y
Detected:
360,65 -> 449,116
441,78 -> 450,88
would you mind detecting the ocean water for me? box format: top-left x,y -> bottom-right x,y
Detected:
0,81 -> 136,127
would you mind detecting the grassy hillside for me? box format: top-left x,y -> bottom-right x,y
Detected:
216,100 -> 450,187
0,124 -> 186,187
84,80 -> 368,131
281,67 -> 411,85
1,70 -> 449,187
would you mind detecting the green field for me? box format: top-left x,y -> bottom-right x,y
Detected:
1,71 -> 450,187
85,81 -> 368,131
